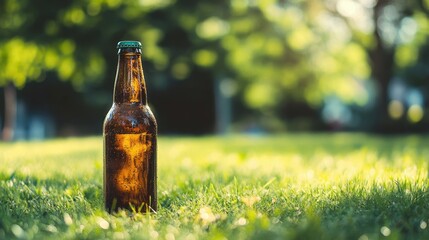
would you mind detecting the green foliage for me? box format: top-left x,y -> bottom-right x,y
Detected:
1,134 -> 429,239
0,0 -> 428,114
0,38 -> 43,87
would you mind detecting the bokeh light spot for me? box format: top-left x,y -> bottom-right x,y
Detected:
193,50 -> 217,67
388,100 -> 404,119
380,226 -> 391,236
420,220 -> 427,229
244,83 -> 278,109
171,62 -> 190,80
407,105 -> 424,123
196,17 -> 229,40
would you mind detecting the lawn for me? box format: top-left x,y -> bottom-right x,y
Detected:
1,134 -> 429,239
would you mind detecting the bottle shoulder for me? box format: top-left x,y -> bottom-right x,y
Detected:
103,103 -> 157,134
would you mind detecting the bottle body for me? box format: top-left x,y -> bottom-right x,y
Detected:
103,42 -> 157,213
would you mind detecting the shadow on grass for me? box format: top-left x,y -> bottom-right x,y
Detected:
158,176 -> 429,240
270,180 -> 429,240
2,169 -> 429,239
0,171 -> 102,237
312,180 -> 429,239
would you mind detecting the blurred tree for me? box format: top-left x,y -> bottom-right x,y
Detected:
152,0 -> 372,130
324,0 -> 429,131
207,0 -> 429,131
1,0 -> 428,137
0,0 -> 155,140
128,0 -> 373,131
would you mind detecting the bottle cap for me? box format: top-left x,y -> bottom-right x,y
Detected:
117,41 -> 142,49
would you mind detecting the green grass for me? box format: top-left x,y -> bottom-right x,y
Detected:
1,134 -> 429,239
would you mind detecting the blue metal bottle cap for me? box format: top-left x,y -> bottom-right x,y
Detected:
117,41 -> 142,49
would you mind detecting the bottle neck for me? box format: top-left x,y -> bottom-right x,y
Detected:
113,48 -> 148,105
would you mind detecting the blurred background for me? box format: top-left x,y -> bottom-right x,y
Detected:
1,0 -> 429,141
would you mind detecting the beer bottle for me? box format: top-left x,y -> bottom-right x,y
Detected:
103,41 -> 157,213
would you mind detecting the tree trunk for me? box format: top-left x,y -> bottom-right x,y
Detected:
370,0 -> 395,133
214,76 -> 232,135
2,82 -> 17,141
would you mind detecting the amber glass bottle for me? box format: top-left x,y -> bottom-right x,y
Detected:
103,41 -> 157,213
